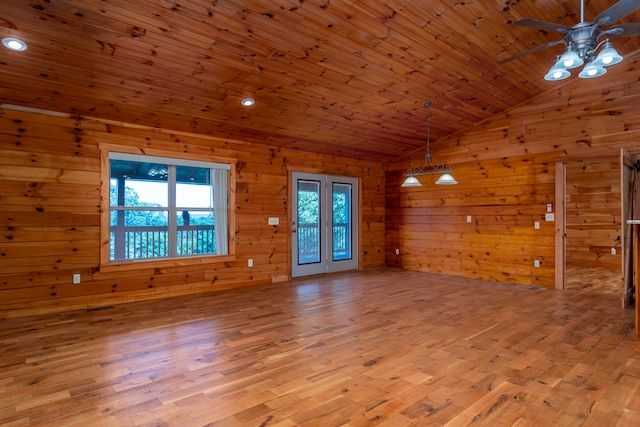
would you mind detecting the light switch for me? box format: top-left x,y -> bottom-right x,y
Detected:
268,217 -> 279,225
545,213 -> 555,221
534,221 -> 540,229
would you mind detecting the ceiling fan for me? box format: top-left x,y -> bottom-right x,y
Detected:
499,0 -> 640,80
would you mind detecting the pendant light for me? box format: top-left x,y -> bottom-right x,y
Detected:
401,102 -> 457,187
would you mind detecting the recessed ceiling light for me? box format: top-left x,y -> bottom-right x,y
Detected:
2,37 -> 28,52
241,98 -> 255,107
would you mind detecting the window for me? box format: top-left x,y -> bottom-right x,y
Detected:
106,152 -> 231,264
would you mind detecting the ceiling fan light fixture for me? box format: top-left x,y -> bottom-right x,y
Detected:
578,61 -> 607,78
592,40 -> 623,67
502,1 -> 639,82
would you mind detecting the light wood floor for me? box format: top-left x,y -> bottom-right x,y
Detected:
565,266 -> 624,296
1,268 -> 638,426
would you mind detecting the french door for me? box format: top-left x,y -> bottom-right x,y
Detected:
291,172 -> 358,277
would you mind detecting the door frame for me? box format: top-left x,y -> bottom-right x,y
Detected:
621,148 -> 636,308
555,160 -> 566,290
288,169 -> 360,278
555,151 -> 636,301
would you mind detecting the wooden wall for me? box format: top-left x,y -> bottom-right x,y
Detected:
386,63 -> 640,288
0,107 -> 386,318
386,153 -> 556,286
565,159 -> 621,270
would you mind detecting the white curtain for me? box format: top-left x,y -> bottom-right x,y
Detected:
213,168 -> 228,255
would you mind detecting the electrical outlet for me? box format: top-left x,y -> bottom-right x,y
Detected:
547,204 -> 553,213
395,248 -> 400,255
611,248 -> 617,255
534,260 -> 540,268
466,215 -> 472,223
248,259 -> 253,267
534,221 -> 540,230
73,274 -> 81,284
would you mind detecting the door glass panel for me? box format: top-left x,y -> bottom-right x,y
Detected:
332,183 -> 352,261
297,180 -> 321,265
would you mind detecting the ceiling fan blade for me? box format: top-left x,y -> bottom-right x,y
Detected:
594,0 -> 640,26
608,22 -> 640,36
498,39 -> 565,64
511,18 -> 571,33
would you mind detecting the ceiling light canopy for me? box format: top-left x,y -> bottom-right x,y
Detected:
401,102 -> 457,188
241,98 -> 255,107
2,37 -> 28,51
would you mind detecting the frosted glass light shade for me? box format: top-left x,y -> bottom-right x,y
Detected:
544,62 -> 570,81
401,175 -> 422,187
578,61 -> 607,78
435,173 -> 457,185
559,48 -> 583,69
593,42 -> 622,67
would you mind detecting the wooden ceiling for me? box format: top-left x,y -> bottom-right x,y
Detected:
2,0 -> 640,162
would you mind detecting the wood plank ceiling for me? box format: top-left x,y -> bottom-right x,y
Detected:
1,0 -> 640,162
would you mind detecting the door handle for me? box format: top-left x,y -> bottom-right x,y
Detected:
292,228 -> 297,233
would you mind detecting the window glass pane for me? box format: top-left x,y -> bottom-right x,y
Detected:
124,210 -> 168,227
110,211 -> 168,261
176,211 -> 215,255
124,180 -> 168,207
297,180 -> 321,265
176,166 -> 213,208
110,159 -> 168,207
332,183 -> 352,261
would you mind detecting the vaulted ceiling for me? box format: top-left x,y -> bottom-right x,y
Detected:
2,0 -> 640,162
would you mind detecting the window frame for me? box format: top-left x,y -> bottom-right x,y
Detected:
99,143 -> 236,272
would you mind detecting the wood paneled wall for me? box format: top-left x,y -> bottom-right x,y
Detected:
386,154 -> 556,286
565,159 -> 621,270
386,63 -> 640,288
0,107 -> 385,318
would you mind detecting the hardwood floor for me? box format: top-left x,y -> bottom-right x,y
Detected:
0,268 -> 638,426
565,266 -> 623,296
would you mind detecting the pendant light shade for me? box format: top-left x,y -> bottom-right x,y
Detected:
435,173 -> 458,185
401,175 -> 422,187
